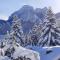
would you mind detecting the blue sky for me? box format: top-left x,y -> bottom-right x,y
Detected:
0,0 -> 60,20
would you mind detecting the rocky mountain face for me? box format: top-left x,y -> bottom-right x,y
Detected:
0,20 -> 10,35
7,5 -> 48,34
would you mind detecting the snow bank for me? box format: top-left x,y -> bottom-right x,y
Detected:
26,45 -> 60,60
1,43 -> 40,60
13,45 -> 40,60
0,56 -> 10,60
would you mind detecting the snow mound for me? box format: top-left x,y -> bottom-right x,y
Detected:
13,45 -> 40,60
0,43 -> 40,60
26,45 -> 60,60
0,56 -> 10,60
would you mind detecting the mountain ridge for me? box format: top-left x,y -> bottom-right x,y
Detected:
0,5 -> 60,35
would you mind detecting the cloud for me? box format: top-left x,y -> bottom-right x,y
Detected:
0,16 -> 8,20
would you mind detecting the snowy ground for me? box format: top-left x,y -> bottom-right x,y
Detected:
1,44 -> 60,60
0,44 -> 40,60
26,45 -> 60,60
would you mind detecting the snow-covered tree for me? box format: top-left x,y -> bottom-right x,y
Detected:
38,7 -> 60,47
23,34 -> 30,46
5,15 -> 25,46
3,31 -> 10,45
11,15 -> 25,46
3,15 -> 26,58
28,22 -> 42,46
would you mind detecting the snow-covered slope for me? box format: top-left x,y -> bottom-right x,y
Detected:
0,43 -> 40,60
13,45 -> 40,60
1,45 -> 60,60
0,56 -> 10,60
26,45 -> 60,60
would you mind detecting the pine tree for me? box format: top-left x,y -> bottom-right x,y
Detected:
4,31 -> 10,45
24,34 -> 30,46
29,23 -> 42,46
9,15 -> 24,46
38,7 -> 60,47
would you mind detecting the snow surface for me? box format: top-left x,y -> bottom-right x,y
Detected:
0,43 -> 40,60
12,45 -> 40,60
26,45 -> 60,60
0,56 -> 10,60
1,43 -> 60,60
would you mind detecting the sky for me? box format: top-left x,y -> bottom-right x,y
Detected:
0,0 -> 60,20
